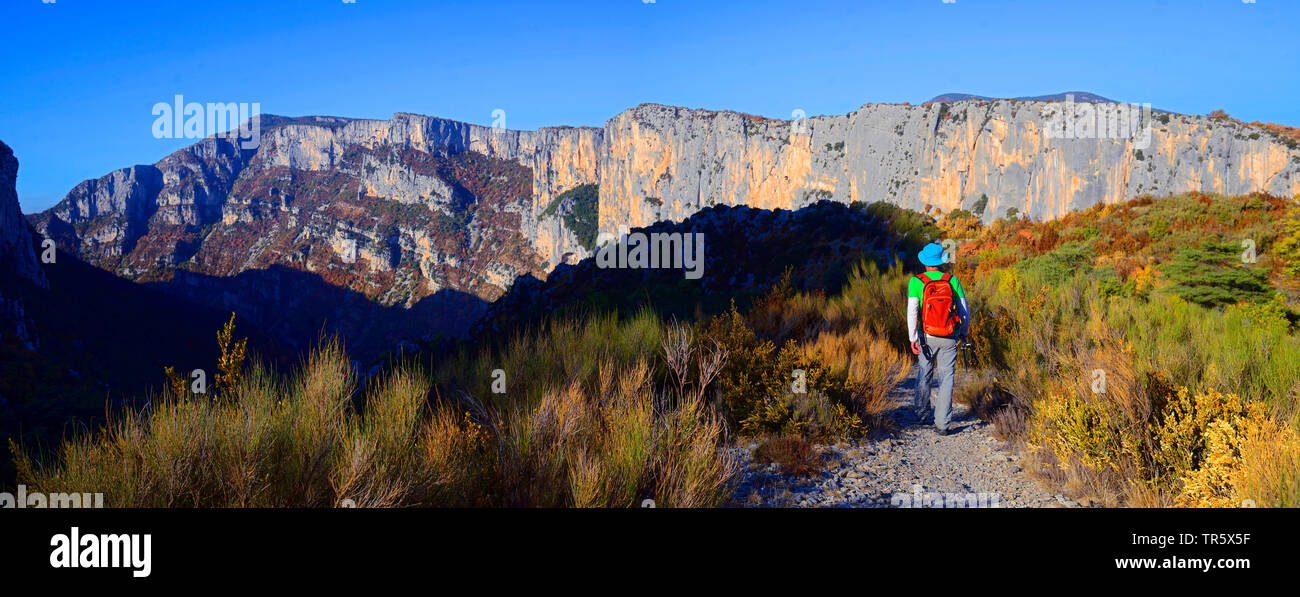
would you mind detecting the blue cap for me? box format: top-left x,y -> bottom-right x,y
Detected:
918,242 -> 948,267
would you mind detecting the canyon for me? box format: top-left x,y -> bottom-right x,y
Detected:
21,97 -> 1300,358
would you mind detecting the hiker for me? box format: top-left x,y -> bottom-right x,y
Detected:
907,242 -> 970,435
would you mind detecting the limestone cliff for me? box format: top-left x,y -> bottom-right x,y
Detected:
247,114 -> 604,268
28,99 -> 1300,353
597,101 -> 1300,237
33,115 -> 604,304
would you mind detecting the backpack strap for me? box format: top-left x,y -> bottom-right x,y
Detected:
941,273 -> 960,296
916,272 -> 950,290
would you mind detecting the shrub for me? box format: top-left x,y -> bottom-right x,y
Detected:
700,306 -> 857,439
1161,241 -> 1271,307
861,201 -> 941,257
1014,241 -> 1095,285
1030,393 -> 1129,473
745,269 -> 824,344
700,260 -> 914,442
1275,206 -> 1300,276
753,436 -> 820,477
939,210 -> 983,241
954,370 -> 1027,441
496,361 -> 737,507
801,321 -> 911,430
819,260 -> 912,349
214,312 -> 248,398
960,193 -> 1300,506
1166,388 -> 1300,507
15,314 -> 741,507
541,184 -> 599,251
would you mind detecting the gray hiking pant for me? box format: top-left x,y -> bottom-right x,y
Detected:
914,335 -> 958,431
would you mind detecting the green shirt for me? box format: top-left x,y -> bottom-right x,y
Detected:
908,271 -> 965,299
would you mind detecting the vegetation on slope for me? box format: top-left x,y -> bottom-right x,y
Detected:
12,201 -> 922,506
13,192 -> 1300,508
15,312 -> 737,507
943,192 -> 1300,507
542,184 -> 599,251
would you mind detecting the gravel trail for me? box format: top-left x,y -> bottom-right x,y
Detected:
731,367 -> 1080,508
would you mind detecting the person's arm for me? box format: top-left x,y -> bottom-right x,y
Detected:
906,276 -> 921,352
907,296 -> 920,343
952,276 -> 971,339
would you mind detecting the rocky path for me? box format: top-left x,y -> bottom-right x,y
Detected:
730,368 -> 1080,508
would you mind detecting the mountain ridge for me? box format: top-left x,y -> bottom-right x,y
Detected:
26,96 -> 1300,359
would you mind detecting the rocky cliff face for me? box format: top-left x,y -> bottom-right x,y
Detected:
33,115 -> 603,290
1,140 -> 47,355
0,141 -> 46,288
31,115 -> 603,355
29,99 -> 1300,355
597,101 -> 1300,237
244,114 -> 605,266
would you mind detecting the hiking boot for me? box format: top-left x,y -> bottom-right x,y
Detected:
936,427 -> 950,436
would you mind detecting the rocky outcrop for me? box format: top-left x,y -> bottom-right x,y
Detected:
33,114 -> 604,287
29,116 -> 603,357
0,141 -> 46,288
1,140 -> 47,354
34,135 -> 250,273
597,101 -> 1300,237
242,114 -> 603,267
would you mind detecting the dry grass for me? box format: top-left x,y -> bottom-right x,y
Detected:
494,359 -> 738,507
697,260 -> 918,440
1236,422 -> 1300,507
801,321 -> 911,430
954,369 -> 1029,442
14,314 -> 741,508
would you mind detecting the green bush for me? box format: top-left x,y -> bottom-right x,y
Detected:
699,304 -> 858,440
1014,241 -> 1095,285
1161,241 -> 1271,307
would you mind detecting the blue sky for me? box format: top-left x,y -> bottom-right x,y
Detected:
3,0 -> 1297,212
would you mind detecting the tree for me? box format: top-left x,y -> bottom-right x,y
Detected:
1161,241 -> 1271,307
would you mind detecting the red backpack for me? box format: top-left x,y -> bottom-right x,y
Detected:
916,273 -> 961,337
